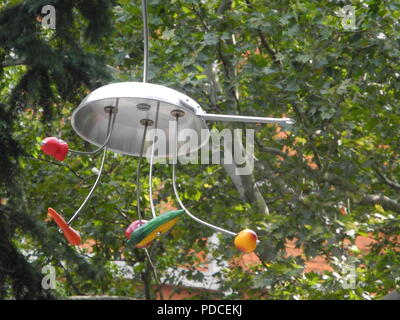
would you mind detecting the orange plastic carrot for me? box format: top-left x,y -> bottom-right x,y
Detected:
48,208 -> 81,245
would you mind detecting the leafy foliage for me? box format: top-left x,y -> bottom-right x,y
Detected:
1,0 -> 399,299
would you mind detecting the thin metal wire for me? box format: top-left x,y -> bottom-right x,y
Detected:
67,109 -> 116,225
141,0 -> 149,83
171,117 -> 237,237
68,146 -> 108,226
136,122 -> 149,222
138,0 -> 162,294
149,102 -> 160,219
69,100 -> 119,155
144,248 -> 161,284
135,0 -> 150,220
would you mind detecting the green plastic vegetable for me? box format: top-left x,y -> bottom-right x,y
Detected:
128,209 -> 185,247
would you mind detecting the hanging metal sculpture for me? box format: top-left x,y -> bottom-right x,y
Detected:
41,0 -> 294,255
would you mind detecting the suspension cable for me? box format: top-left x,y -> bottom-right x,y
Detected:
142,0 -> 149,83
171,116 -> 237,237
144,247 -> 161,284
67,109 -> 116,226
136,121 -> 150,222
69,100 -> 118,155
149,102 -> 160,219
139,0 -> 162,293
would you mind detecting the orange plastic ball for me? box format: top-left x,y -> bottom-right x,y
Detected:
234,229 -> 258,253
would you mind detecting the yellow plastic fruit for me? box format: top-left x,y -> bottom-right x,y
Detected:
234,229 -> 258,253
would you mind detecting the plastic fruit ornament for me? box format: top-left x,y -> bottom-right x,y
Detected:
48,208 -> 81,245
234,229 -> 258,253
53,140 -> 69,161
128,209 -> 184,248
40,137 -> 69,161
125,220 -> 150,248
41,137 -> 61,156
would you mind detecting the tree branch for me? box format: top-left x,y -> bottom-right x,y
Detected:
257,29 -> 281,64
26,155 -> 83,180
372,164 -> 400,191
255,136 -> 288,158
292,103 -> 324,170
359,194 -> 400,213
191,4 -> 209,32
115,207 -> 132,223
217,0 -> 232,15
244,0 -> 280,64
1,58 -> 26,67
319,171 -> 400,213
254,158 -> 296,198
321,172 -> 358,192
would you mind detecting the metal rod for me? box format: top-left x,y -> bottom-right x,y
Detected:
141,0 -> 149,83
69,99 -> 119,155
149,102 -> 160,219
201,113 -> 295,125
144,247 -> 161,285
171,117 -> 237,237
136,121 -> 149,222
67,108 -> 116,225
68,147 -> 108,226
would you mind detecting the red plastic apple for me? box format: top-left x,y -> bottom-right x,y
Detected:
40,137 -> 69,161
53,140 -> 69,161
125,220 -> 150,248
41,137 -> 61,156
